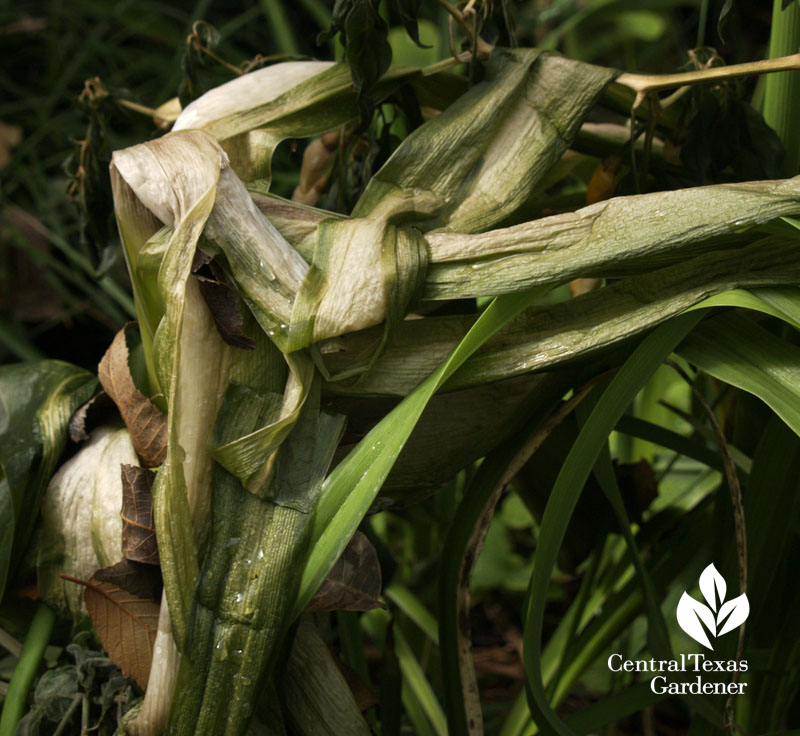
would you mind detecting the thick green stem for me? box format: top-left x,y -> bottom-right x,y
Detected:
763,0 -> 800,175
0,604 -> 56,736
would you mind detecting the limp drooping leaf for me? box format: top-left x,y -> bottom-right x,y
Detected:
323,235 -> 800,396
65,560 -> 161,690
353,49 -> 617,233
98,325 -> 167,468
423,175 -> 800,299
0,360 -> 97,600
121,465 -> 159,566
308,531 -> 383,612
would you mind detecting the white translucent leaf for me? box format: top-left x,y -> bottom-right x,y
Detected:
677,591 -> 715,649
717,593 -> 750,637
699,562 -> 726,612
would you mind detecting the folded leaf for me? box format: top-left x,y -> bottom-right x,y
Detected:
98,325 -> 167,467
322,236 -> 800,396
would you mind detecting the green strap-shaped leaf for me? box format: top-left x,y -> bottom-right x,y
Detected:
678,311 -> 800,437
522,312 -> 703,736
0,360 -> 97,600
294,286 -> 551,617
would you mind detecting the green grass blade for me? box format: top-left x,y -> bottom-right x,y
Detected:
395,625 -> 448,736
259,0 -> 301,56
294,287 -> 550,616
385,584 -> 439,646
522,311 -> 703,736
678,312 -> 800,437
0,604 -> 56,736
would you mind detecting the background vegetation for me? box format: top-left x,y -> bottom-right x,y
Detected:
1,1 -> 799,735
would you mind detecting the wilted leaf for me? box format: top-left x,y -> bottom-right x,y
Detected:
121,464 -> 159,565
195,274 -> 256,350
308,531 -> 383,611
281,617 -> 373,735
98,325 -> 166,467
64,560 -> 161,690
68,391 -> 116,443
319,0 -> 392,119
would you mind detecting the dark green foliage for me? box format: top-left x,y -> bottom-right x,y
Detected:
14,633 -> 132,736
320,0 -> 392,119
388,0 -> 427,47
681,83 -> 785,183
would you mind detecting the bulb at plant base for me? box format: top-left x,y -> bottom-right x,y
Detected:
29,425 -> 138,623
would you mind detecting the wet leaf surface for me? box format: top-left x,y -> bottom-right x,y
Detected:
98,325 -> 166,467
308,531 -> 383,612
120,464 -> 159,565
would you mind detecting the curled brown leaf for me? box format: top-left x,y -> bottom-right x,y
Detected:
68,391 -> 116,443
98,325 -> 166,467
120,464 -> 159,565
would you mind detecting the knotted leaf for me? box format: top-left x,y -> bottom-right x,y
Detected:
98,325 -> 166,467
120,464 -> 159,565
63,560 -> 161,690
308,531 -> 383,612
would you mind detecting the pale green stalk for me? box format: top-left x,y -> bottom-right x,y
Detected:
763,0 -> 800,175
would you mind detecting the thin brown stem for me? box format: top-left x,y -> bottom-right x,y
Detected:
431,0 -> 494,58
618,53 -> 800,94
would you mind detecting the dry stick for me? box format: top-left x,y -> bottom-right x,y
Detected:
618,53 -> 800,94
665,361 -> 747,735
454,374 -> 607,736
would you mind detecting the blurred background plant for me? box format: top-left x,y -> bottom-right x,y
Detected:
0,0 -> 775,369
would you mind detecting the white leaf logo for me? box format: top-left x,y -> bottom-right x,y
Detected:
676,564 -> 748,650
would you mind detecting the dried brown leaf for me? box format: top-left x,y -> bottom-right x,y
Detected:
120,464 -> 159,565
194,274 -> 256,350
308,531 -> 383,612
62,560 -> 161,690
98,325 -> 166,467
68,391 -> 116,443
